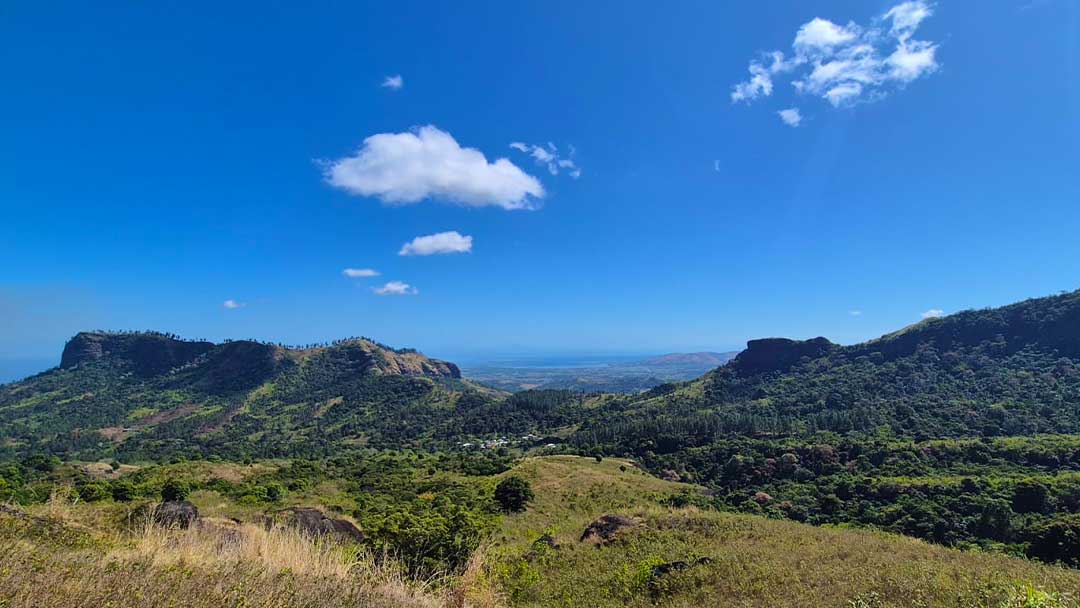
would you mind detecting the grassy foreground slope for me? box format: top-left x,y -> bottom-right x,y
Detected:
489,456 -> 1080,608
2,456 -> 1079,608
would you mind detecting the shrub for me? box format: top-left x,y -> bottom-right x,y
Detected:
160,478 -> 191,502
999,583 -> 1067,608
494,476 -> 534,513
111,480 -> 136,502
77,482 -> 111,502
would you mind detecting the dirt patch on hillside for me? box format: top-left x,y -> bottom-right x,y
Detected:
141,403 -> 200,426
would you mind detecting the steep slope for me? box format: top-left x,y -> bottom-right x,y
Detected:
0,332 -> 487,460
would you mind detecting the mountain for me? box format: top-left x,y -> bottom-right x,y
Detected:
573,289 -> 1080,447
563,290 -> 1080,566
0,331 -> 487,460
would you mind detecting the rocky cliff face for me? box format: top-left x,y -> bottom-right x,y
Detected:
58,332 -> 459,383
60,332 -> 214,377
730,337 -> 835,375
328,340 -> 460,379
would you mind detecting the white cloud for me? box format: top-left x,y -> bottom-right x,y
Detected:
794,18 -> 859,53
849,309 -> 863,317
223,299 -> 245,309
885,2 -> 933,40
342,268 -> 380,278
778,108 -> 803,126
325,125 -> 544,210
731,53 -> 794,102
732,1 -> 939,109
824,82 -> 865,107
887,39 -> 939,82
381,74 -> 404,90
509,141 -> 581,178
373,281 -> 418,296
399,231 -> 473,256
921,308 -> 945,319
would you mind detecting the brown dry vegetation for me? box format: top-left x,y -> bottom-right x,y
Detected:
0,501 -> 465,608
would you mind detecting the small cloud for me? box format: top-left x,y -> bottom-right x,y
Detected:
778,108 -> 803,127
793,17 -> 859,52
921,308 -> 944,319
372,281 -> 418,296
730,51 -> 790,102
223,299 -> 245,309
509,141 -> 581,178
381,74 -> 404,90
324,125 -> 543,210
849,310 -> 863,316
342,268 -> 380,278
732,1 -> 940,109
399,231 -> 473,256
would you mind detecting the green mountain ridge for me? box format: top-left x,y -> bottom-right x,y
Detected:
0,331 -> 487,460
6,288 -> 1080,463
574,289 -> 1080,447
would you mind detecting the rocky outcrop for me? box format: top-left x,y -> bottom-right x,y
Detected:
580,514 -> 637,544
660,469 -> 682,482
57,332 -> 459,385
153,501 -> 199,529
276,507 -> 364,542
61,332 -> 213,376
730,337 -> 835,375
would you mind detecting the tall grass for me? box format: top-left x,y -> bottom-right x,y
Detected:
0,505 -> 469,608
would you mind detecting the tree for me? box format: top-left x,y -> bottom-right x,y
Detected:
1027,515 -> 1080,566
1012,478 -> 1051,514
494,476 -> 534,513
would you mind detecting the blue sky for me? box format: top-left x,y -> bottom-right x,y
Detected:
2,1 -> 1079,378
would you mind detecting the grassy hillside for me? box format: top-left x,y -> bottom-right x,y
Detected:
486,456 -> 1080,607
4,455 -> 1077,608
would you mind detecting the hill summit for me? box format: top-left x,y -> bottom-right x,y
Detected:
59,331 -> 461,382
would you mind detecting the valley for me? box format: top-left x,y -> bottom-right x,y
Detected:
460,351 -> 738,393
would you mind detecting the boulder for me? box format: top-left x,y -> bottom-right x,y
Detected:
580,514 -> 637,544
153,501 -> 199,529
277,507 -> 364,542
648,557 -> 714,596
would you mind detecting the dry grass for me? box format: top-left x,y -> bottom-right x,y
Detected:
488,456 -> 1080,608
0,501 -> 466,608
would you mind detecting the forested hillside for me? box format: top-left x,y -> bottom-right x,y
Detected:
0,331 -> 499,461
567,289 -> 1080,566
575,289 -> 1080,447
